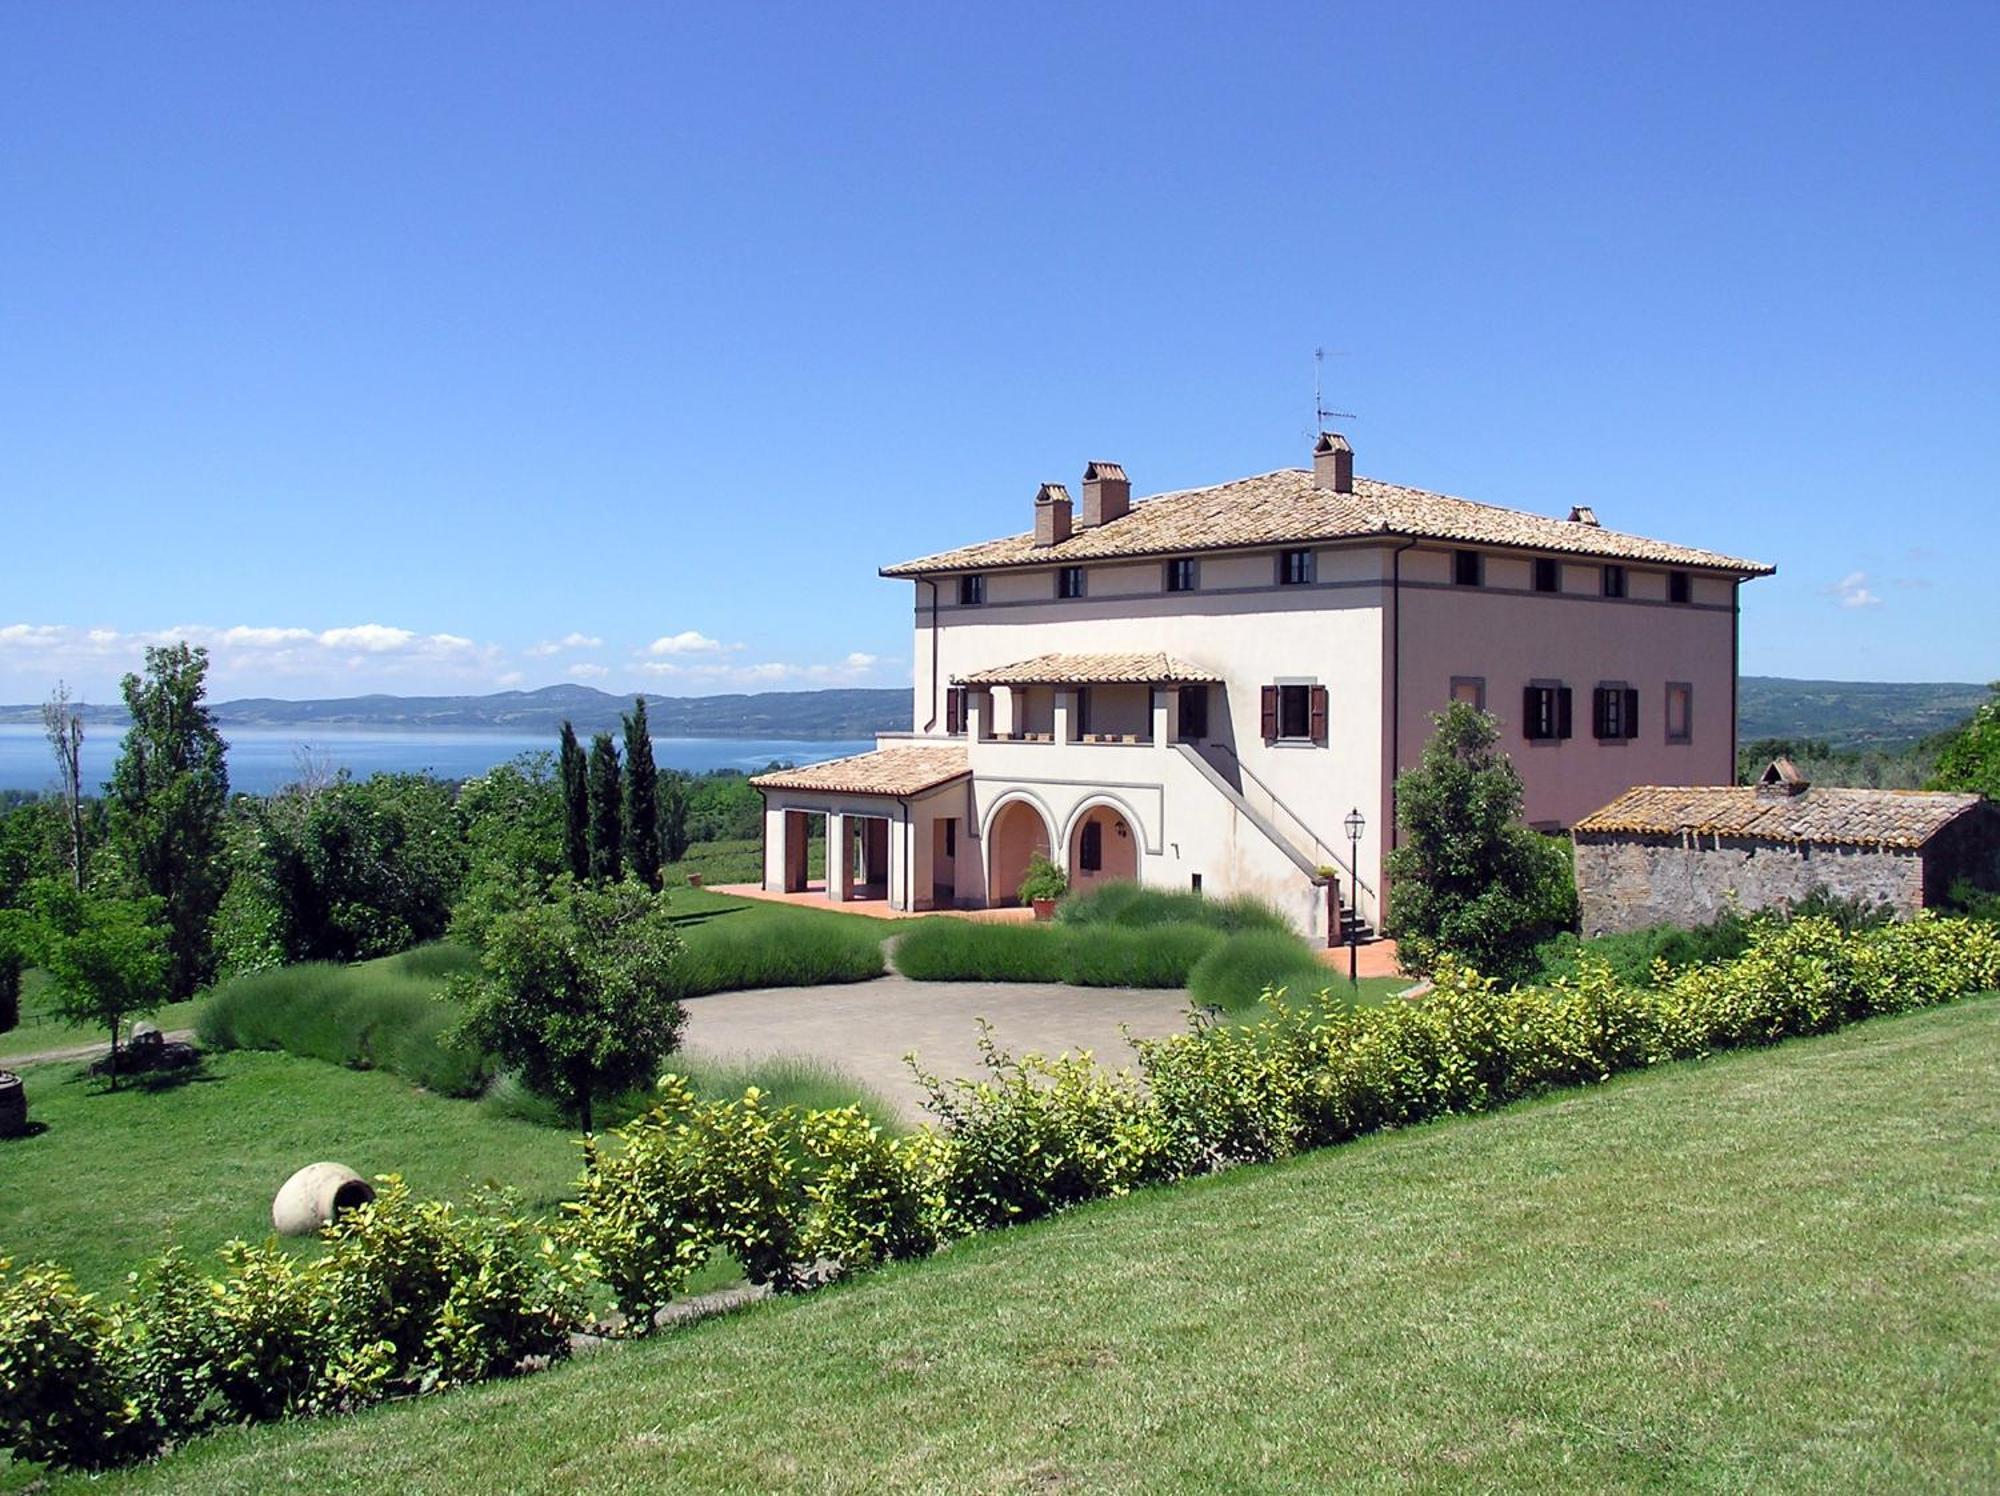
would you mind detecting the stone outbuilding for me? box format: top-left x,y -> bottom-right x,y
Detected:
1571,759 -> 2000,935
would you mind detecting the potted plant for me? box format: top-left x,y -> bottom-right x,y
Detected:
1018,854 -> 1068,921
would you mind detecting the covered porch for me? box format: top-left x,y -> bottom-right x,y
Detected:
751,746 -> 973,913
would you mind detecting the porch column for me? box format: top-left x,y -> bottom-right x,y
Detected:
761,802 -> 787,891
967,688 -> 991,742
888,806 -> 913,912
1151,686 -> 1179,748
1055,688 -> 1078,744
826,813 -> 854,903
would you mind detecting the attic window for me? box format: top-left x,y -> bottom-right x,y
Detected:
1601,564 -> 1626,599
958,574 -> 986,606
1453,549 -> 1483,587
1278,548 -> 1314,585
1669,571 -> 1691,604
1533,558 -> 1559,593
1057,566 -> 1086,600
1164,558 -> 1199,593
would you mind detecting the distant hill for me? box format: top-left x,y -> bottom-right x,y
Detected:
1737,676 -> 1991,752
0,684 -> 911,739
3,676 -> 1986,750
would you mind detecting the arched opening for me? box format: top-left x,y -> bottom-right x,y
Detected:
1069,804 -> 1138,891
987,799 -> 1052,906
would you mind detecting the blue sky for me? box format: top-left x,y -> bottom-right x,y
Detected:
2,2 -> 1995,702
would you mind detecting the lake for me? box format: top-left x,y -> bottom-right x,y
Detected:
0,724 -> 875,797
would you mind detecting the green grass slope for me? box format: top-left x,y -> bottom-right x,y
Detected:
88,996 -> 1999,1493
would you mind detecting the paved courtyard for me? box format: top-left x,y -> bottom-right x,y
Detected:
676,975 -> 1194,1121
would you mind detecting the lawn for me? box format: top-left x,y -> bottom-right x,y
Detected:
0,1050 -> 585,1291
74,994 -> 1999,1493
663,834 -> 822,890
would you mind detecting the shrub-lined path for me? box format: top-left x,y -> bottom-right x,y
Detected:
80,996 -> 2000,1493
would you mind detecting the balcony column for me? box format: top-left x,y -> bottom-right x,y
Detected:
1054,688 -> 1078,744
1152,685 -> 1180,748
966,688 -> 991,742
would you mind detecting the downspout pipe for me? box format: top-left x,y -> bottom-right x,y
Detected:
1387,536 -> 1419,850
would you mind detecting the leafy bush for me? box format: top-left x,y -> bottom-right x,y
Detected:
1945,878 -> 2000,924
320,1177 -> 581,1389
1056,881 -> 1292,935
484,1053 -> 901,1134
671,915 -> 885,997
1531,911 -> 1754,989
1187,929 -> 1338,1013
128,1244 -> 369,1435
0,1258 -> 151,1470
917,1028 -> 1171,1233
891,919 -> 1068,982
563,1075 -> 938,1328
1786,885 -> 1895,932
1059,923 -> 1219,988
1017,854 -> 1068,904
196,955 -> 490,1098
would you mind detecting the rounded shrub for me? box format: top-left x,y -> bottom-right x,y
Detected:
889,920 -> 1068,982
1188,930 -> 1339,1014
1056,881 -> 1292,935
1059,924 -> 1219,988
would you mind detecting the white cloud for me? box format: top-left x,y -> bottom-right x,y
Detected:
1829,571 -> 1882,609
496,670 -> 524,687
318,624 -> 416,652
0,624 -> 68,650
646,630 -> 729,656
569,662 -> 610,680
525,632 -> 604,657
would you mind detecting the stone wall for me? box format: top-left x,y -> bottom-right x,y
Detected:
1573,831 -> 1926,935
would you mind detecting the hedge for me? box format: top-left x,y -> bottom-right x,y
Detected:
9,914 -> 1999,1472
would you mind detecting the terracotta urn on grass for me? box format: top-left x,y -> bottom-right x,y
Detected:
1031,898 -> 1057,922
687,873 -> 704,888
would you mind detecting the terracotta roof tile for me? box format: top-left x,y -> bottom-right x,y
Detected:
953,651 -> 1222,686
880,469 -> 1773,578
750,746 -> 969,798
1573,785 -> 1986,850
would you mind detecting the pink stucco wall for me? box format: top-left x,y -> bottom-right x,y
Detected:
1391,552 -> 1738,829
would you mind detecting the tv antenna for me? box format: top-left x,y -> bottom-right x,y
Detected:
1313,346 -> 1356,432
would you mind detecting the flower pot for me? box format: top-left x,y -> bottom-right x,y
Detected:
686,873 -> 703,887
1032,898 -> 1057,922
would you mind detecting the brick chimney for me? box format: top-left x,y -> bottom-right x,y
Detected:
1756,757 -> 1810,799
1033,482 -> 1073,547
1312,432 -> 1353,493
1079,461 -> 1130,527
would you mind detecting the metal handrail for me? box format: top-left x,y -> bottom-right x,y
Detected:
1196,741 -> 1378,899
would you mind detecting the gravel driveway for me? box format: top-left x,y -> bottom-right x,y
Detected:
675,975 -> 1194,1121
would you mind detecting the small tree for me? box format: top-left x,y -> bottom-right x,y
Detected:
1383,702 -> 1577,982
588,733 -> 623,884
42,681 -> 86,890
658,771 -> 691,865
107,642 -> 229,1000
451,877 -> 686,1132
1929,683 -> 2000,800
25,881 -> 168,1086
622,698 -> 662,891
558,722 -> 591,882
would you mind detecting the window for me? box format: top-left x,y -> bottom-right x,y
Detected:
1164,557 -> 1199,593
944,686 -> 968,735
944,820 -> 956,856
957,574 -> 986,606
1190,873 -> 1203,894
1601,564 -> 1626,599
1450,676 -> 1486,711
1079,820 -> 1103,873
1533,558 -> 1559,593
1593,683 -> 1640,741
1177,683 -> 1209,741
1057,566 -> 1086,599
1522,682 -> 1573,742
1453,549 -> 1484,587
1668,571 -> 1691,605
1665,681 -> 1693,743
1278,548 -> 1314,585
1262,683 -> 1328,744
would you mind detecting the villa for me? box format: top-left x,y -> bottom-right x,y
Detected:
753,434 -> 1774,943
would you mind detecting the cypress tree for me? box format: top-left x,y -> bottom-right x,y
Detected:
558,721 -> 590,881
588,732 -> 623,883
659,771 -> 691,864
622,697 -> 662,890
